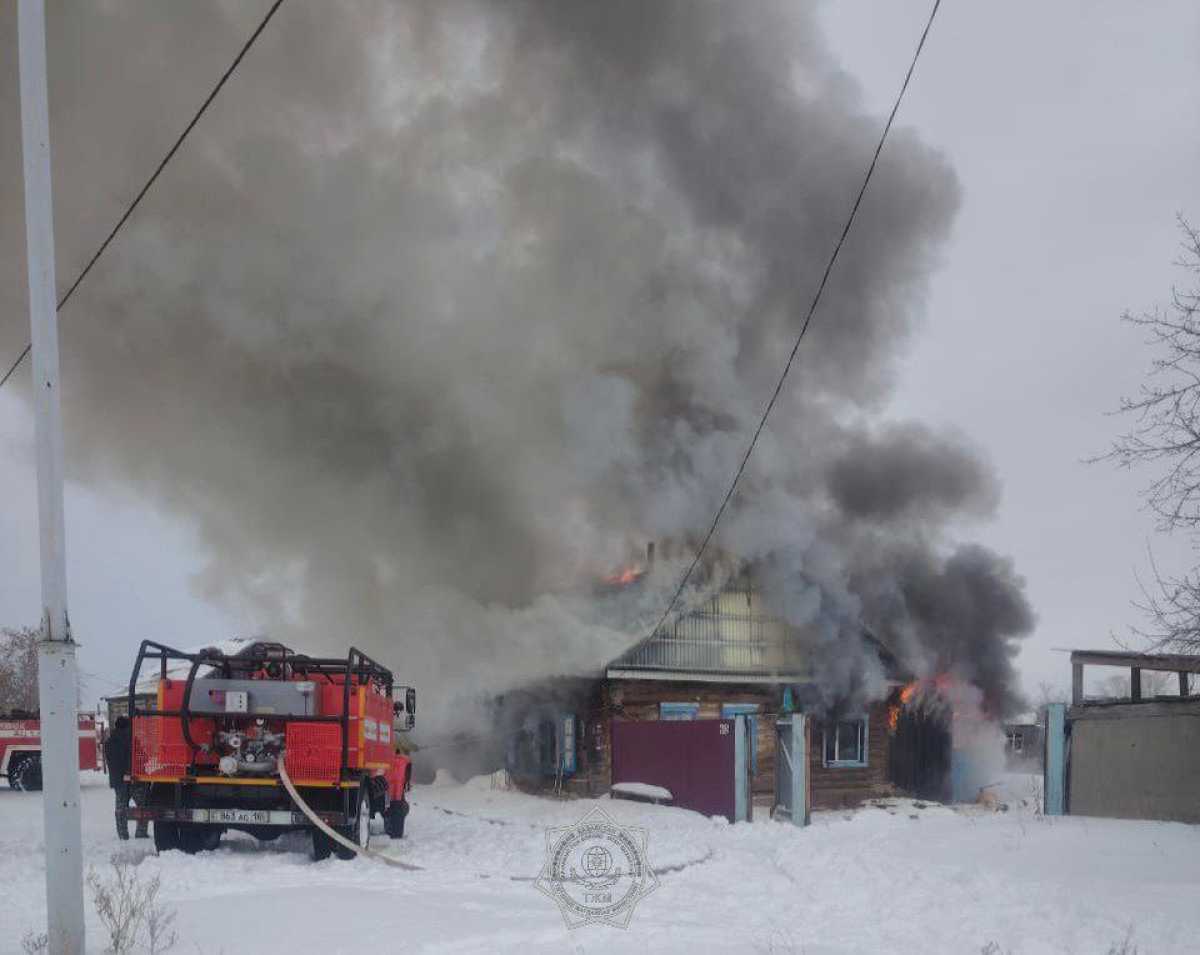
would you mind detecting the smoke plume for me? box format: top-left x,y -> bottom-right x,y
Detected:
0,1 -> 1033,727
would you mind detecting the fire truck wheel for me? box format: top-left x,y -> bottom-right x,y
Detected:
13,754 -> 42,792
311,781 -> 372,862
333,780 -> 372,860
310,829 -> 333,861
384,797 -> 408,839
176,825 -> 222,854
153,822 -> 181,853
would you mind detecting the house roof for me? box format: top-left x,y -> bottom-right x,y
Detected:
605,582 -> 904,684
1069,649 -> 1200,673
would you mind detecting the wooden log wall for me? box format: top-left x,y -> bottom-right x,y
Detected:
808,703 -> 894,809
557,678 -> 896,808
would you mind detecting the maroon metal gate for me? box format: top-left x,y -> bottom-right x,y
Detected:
610,718 -> 736,820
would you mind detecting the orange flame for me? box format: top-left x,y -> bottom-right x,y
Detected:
602,565 -> 643,587
889,679 -> 928,732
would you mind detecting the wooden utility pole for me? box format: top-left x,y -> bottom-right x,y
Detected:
18,1 -> 86,950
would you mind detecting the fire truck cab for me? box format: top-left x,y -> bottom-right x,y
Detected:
127,640 -> 414,860
1,712 -> 98,790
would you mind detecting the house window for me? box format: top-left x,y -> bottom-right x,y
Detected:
660,702 -> 699,720
823,716 -> 868,768
1006,730 -> 1024,754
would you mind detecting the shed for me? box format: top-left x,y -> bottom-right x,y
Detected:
1045,650 -> 1200,823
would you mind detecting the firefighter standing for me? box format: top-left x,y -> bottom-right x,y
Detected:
104,717 -> 148,840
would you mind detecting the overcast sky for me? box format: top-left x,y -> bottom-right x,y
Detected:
2,1 -> 1198,709
822,0 -> 1200,702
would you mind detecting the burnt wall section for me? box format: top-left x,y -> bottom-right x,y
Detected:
890,706 -> 951,802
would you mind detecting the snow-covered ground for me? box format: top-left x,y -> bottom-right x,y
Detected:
2,771 -> 1198,954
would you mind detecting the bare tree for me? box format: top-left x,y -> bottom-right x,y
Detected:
1032,681 -> 1066,725
1093,671 -> 1172,700
0,626 -> 39,714
1103,217 -> 1200,652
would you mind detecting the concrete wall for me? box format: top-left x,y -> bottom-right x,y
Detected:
1068,701 -> 1200,824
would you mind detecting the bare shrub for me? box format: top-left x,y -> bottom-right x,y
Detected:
1029,774 -> 1046,819
20,930 -> 49,954
753,927 -> 804,954
144,893 -> 178,955
1106,928 -> 1138,955
87,858 -> 179,954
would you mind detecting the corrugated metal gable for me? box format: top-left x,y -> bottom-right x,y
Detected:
609,583 -> 811,679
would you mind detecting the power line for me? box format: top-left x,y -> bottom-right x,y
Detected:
0,345 -> 29,392
0,0 -> 287,393
645,0 -> 944,642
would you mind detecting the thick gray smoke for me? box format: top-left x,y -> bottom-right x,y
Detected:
0,1 -> 1033,728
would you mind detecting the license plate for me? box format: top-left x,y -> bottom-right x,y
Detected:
198,808 -> 272,825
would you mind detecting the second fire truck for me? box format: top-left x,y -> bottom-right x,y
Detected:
1,712 -> 98,790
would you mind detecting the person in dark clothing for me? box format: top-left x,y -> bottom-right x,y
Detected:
103,717 -> 147,840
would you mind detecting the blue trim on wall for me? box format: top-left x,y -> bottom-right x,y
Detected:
821,715 -> 868,769
1045,703 -> 1067,815
734,714 -> 749,822
660,702 -> 700,720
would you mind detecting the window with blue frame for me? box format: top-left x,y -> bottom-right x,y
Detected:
822,716 -> 868,768
721,703 -> 760,774
659,702 -> 700,720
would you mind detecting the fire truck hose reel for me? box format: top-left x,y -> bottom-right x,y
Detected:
276,757 -> 421,871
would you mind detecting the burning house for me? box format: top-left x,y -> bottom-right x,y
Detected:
491,550 -> 1008,819
596,572 -> 903,813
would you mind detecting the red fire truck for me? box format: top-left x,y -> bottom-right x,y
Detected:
126,640 -> 414,859
1,712 -> 98,790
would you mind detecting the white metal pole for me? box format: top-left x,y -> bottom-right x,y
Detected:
18,2 -> 86,952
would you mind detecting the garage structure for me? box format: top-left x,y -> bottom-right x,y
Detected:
1045,650 -> 1200,823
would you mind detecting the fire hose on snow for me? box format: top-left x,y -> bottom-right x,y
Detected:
277,756 -> 422,871
278,757 -> 712,881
